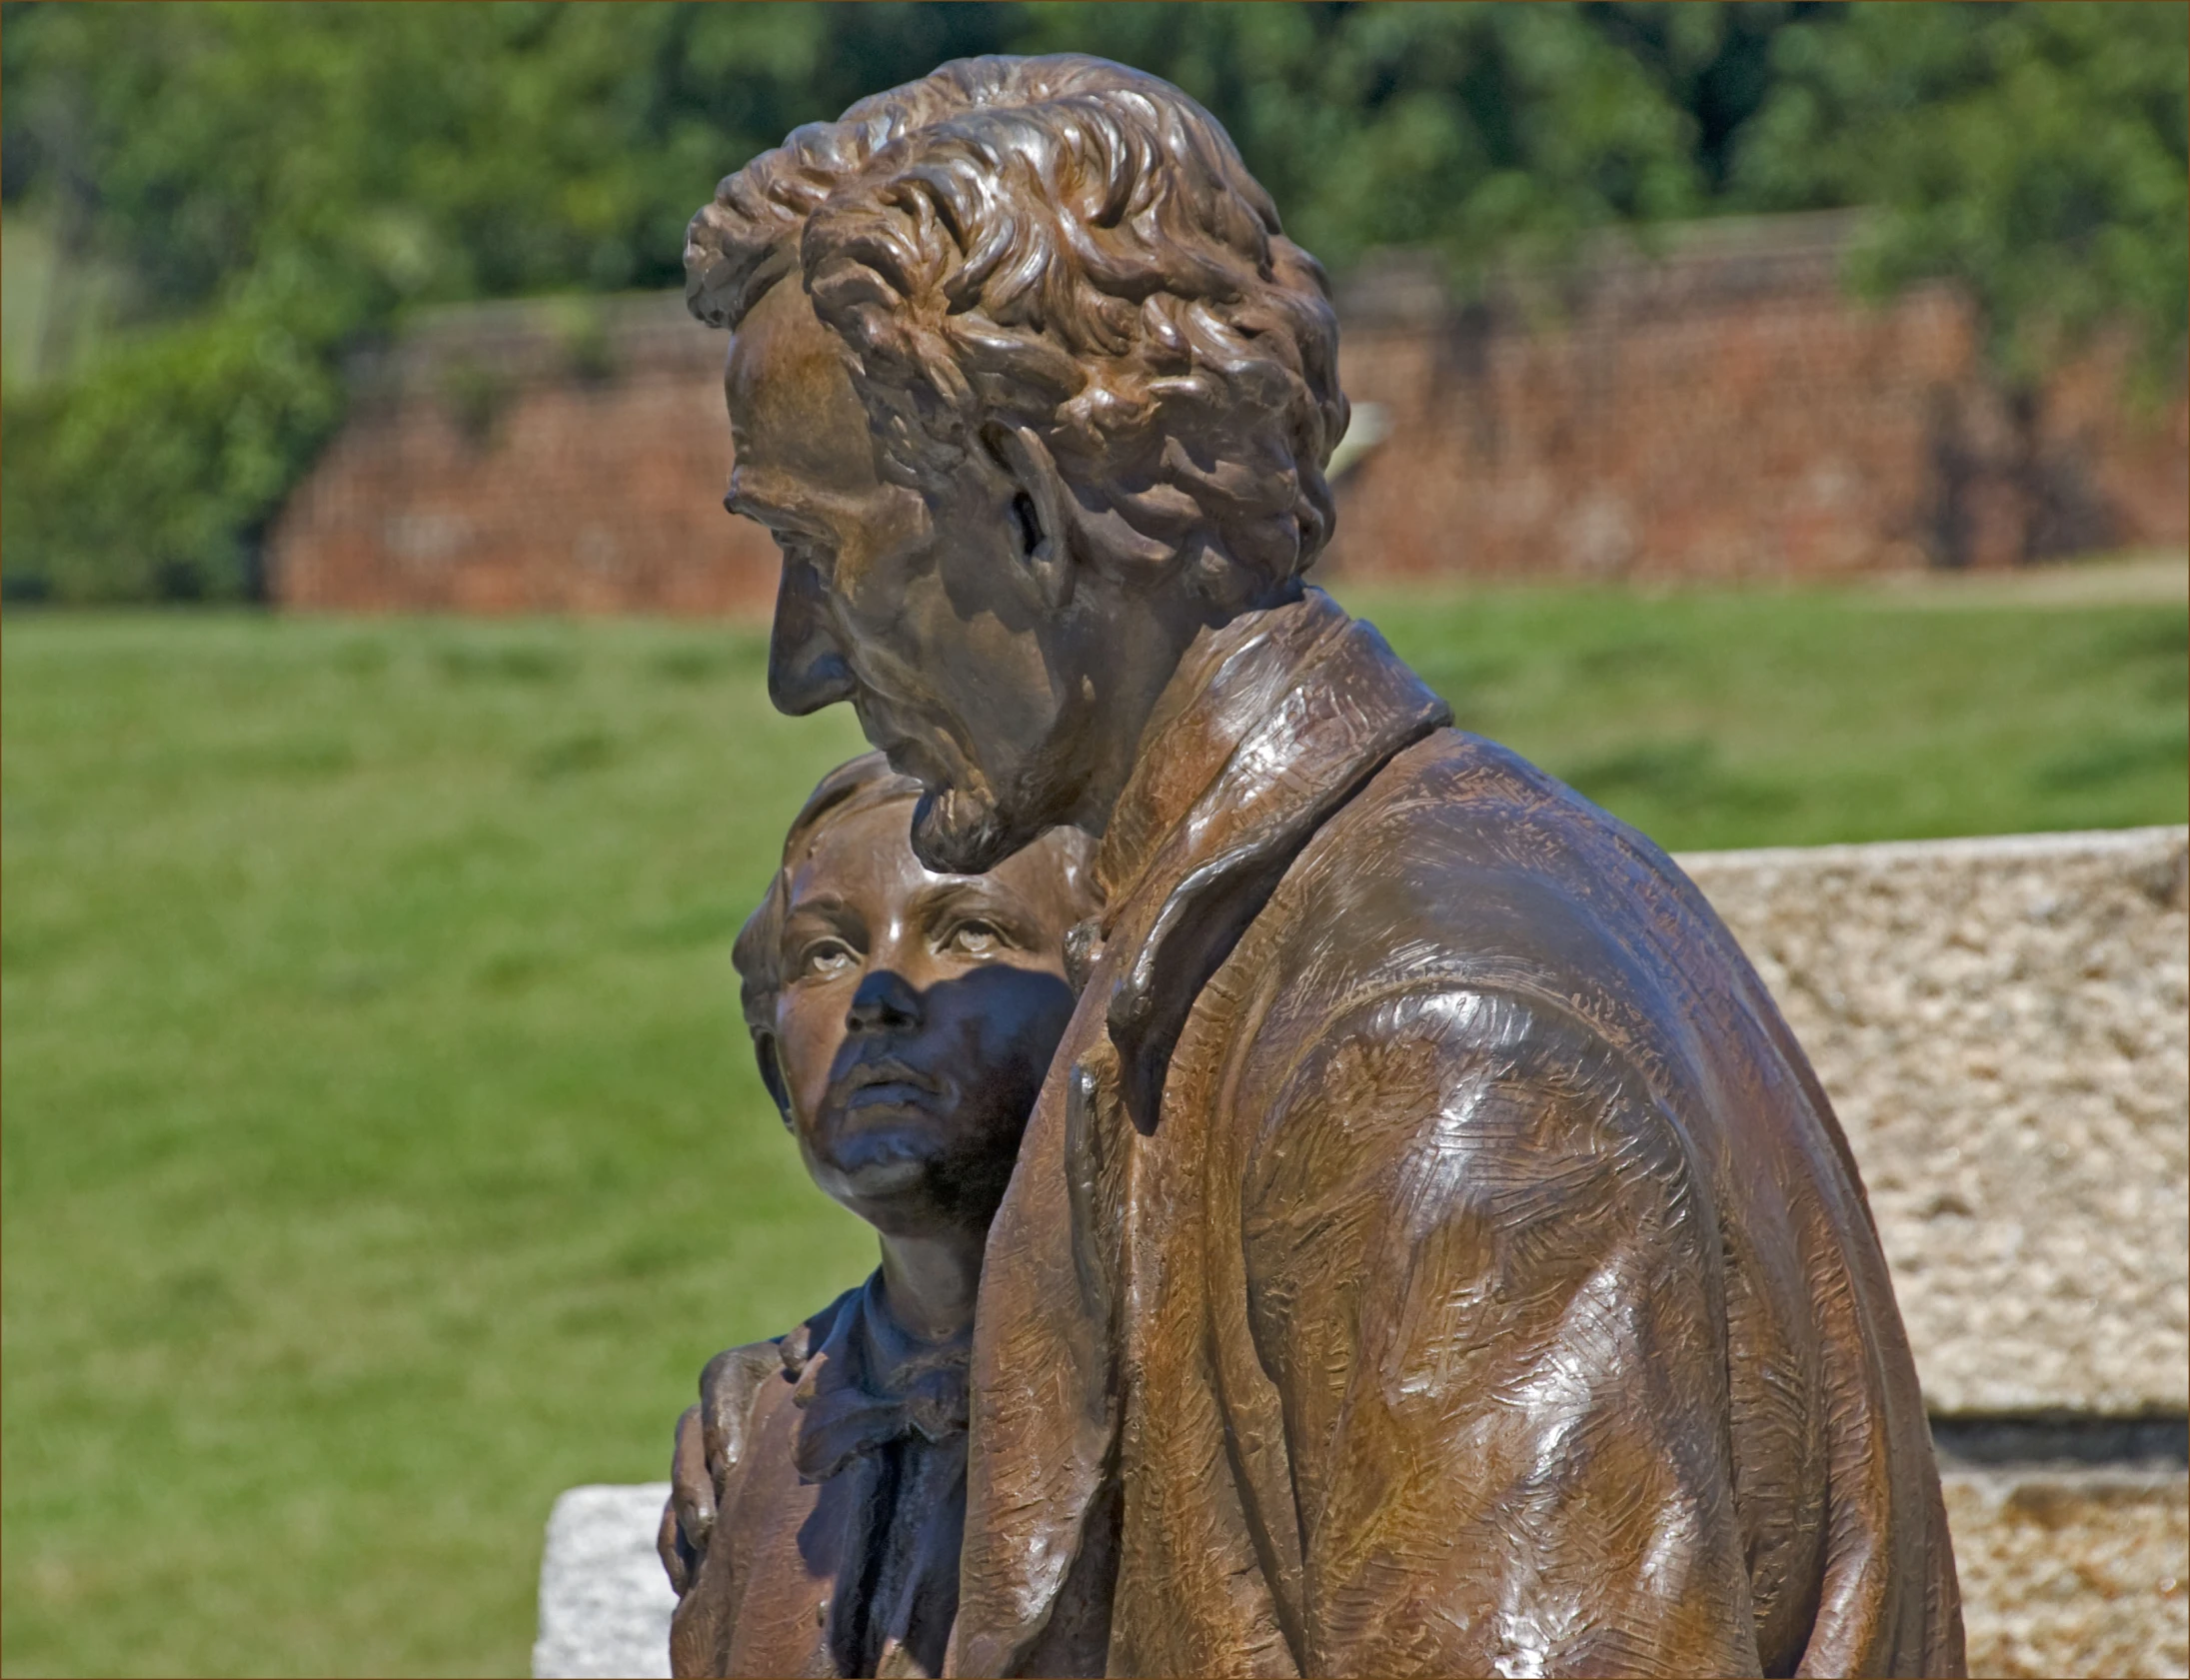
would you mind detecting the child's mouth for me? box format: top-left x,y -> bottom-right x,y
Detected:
844,1079 -> 935,1111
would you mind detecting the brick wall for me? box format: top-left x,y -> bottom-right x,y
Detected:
1323,213 -> 2188,581
270,294 -> 780,617
269,214 -> 2186,616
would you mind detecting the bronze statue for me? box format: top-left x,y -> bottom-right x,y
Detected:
671,54 -> 1966,1677
660,754 -> 1095,1678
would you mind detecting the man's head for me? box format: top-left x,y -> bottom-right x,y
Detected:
735,753 -> 1095,1239
689,55 -> 1346,871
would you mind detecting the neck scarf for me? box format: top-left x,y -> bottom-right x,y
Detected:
784,1277 -> 971,1678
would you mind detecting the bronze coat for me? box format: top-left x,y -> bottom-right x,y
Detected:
952,590 -> 1963,1678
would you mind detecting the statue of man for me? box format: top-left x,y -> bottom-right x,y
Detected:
682,54 -> 1964,1678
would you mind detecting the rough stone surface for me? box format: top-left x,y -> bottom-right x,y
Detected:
1944,1468 -> 2189,1679
1680,827 -> 2190,1417
534,1482 -> 673,1680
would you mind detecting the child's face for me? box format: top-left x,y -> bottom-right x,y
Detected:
768,796 -> 1087,1237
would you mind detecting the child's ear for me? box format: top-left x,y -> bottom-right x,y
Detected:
752,1028 -> 793,1126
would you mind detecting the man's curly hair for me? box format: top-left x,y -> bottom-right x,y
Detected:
686,54 -> 1347,605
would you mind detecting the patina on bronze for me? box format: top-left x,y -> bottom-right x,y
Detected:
671,53 -> 1966,1678
661,754 -> 1094,1678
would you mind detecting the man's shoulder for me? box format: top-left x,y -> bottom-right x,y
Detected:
1250,973 -> 1664,1133
1230,972 -> 1706,1264
1332,723 -> 1674,878
1263,723 -> 1717,997
1214,721 -> 1774,1138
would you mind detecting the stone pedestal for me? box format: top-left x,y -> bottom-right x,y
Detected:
534,1484 -> 675,1680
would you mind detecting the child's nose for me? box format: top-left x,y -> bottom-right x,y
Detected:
845,968 -> 922,1034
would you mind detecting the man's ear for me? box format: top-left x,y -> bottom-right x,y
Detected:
981,423 -> 1076,613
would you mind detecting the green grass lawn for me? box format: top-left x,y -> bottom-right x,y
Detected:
3,581 -> 2184,1678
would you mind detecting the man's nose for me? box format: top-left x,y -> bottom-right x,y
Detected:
846,969 -> 923,1035
768,555 -> 858,717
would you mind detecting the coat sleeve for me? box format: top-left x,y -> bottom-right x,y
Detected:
1236,982 -> 1762,1677
665,1340 -> 782,1676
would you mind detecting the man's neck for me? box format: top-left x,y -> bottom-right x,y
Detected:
1062,579 -> 1300,845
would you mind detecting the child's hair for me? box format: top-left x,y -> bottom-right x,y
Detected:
733,751 -> 924,1055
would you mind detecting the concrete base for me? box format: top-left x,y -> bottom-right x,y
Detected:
1680,827 -> 2188,1417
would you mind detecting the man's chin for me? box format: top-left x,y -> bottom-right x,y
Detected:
911,785 -> 1036,875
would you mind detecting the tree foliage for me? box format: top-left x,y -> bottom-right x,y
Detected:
2,1 -> 2181,602
1734,1 -> 2189,394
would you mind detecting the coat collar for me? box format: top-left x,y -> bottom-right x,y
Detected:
1092,586 -> 1451,1130
785,1276 -> 972,1483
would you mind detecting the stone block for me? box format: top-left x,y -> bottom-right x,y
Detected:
1681,827 -> 2189,1416
1945,1467 -> 2189,1679
534,1483 -> 673,1680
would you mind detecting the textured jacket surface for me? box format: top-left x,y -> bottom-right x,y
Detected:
952,589 -> 1964,1678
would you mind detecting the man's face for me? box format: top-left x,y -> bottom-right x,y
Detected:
768,797 -> 1085,1237
723,280 -> 1084,873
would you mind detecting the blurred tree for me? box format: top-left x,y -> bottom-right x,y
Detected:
0,2 -> 1028,599
1732,1 -> 2187,562
1735,1 -> 2188,390
1010,3 -> 1735,277
2,1 -> 2181,601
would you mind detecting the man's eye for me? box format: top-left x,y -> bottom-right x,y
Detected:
946,921 -> 1002,956
801,940 -> 856,977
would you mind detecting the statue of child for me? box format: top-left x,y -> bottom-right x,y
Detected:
659,752 -> 1096,1678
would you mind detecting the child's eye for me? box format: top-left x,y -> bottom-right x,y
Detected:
946,920 -> 1002,956
800,939 -> 856,978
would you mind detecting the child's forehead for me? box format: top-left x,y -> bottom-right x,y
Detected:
790,794 -> 920,874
